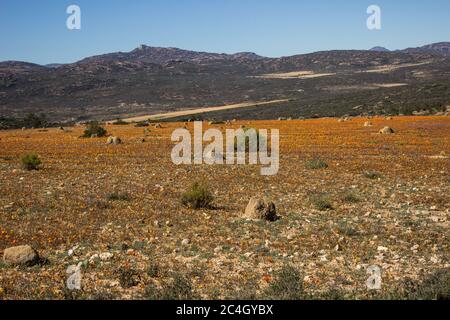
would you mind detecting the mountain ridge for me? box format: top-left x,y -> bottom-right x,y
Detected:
1,42 -> 449,122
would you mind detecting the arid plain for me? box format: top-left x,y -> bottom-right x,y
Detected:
0,116 -> 449,299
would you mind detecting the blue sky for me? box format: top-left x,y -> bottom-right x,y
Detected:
1,0 -> 449,65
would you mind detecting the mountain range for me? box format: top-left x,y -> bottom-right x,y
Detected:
1,42 -> 449,122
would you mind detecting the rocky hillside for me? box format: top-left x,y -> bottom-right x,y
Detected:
0,43 -> 449,122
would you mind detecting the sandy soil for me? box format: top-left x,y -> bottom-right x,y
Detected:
360,62 -> 433,74
116,99 -> 289,123
251,71 -> 336,79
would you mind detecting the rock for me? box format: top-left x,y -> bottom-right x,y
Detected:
243,197 -> 279,221
106,136 -> 122,145
99,252 -> 113,261
379,127 -> 394,134
3,245 -> 39,266
181,239 -> 190,246
364,121 -> 372,127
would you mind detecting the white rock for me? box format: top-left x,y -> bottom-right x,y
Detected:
99,252 -> 113,261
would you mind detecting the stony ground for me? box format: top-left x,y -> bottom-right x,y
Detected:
0,116 -> 448,300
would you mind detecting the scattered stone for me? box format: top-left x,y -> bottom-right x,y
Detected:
243,197 -> 279,221
3,245 -> 39,266
68,245 -> 79,257
379,126 -> 395,134
181,239 -> 190,246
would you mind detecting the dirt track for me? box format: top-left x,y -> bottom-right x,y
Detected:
116,99 -> 289,123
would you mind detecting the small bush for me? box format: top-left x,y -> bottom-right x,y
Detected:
363,171 -> 382,180
21,153 -> 41,170
144,273 -> 196,300
305,159 -> 328,169
264,265 -> 304,300
310,194 -> 333,211
81,121 -> 107,138
147,263 -> 160,278
337,221 -> 359,237
118,268 -> 139,288
394,269 -> 450,300
181,182 -> 214,209
135,121 -> 150,127
107,192 -> 131,202
342,191 -> 360,203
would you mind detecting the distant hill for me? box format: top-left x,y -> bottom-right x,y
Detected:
402,42 -> 450,56
1,42 -> 449,122
370,46 -> 390,52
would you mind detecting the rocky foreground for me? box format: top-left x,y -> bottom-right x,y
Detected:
0,116 -> 448,300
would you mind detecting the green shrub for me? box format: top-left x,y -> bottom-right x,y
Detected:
147,263 -> 160,278
363,171 -> 382,180
144,273 -> 196,300
310,194 -> 333,211
264,265 -> 304,300
118,268 -> 139,288
135,121 -> 150,127
21,153 -> 41,170
337,221 -> 359,237
181,182 -> 214,209
394,269 -> 450,300
342,191 -> 360,203
81,121 -> 107,138
107,192 -> 131,202
305,158 -> 328,169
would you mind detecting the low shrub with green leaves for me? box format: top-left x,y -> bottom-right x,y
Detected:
264,265 -> 305,300
342,191 -> 360,203
305,158 -> 328,169
107,192 -> 131,202
392,269 -> 450,300
310,194 -> 333,211
21,153 -> 42,171
363,171 -> 382,180
181,182 -> 214,209
145,273 -> 196,300
81,121 -> 107,138
135,121 -> 150,127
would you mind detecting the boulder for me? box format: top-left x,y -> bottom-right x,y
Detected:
243,197 -> 278,221
106,136 -> 122,145
379,126 -> 395,134
3,245 -> 39,266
